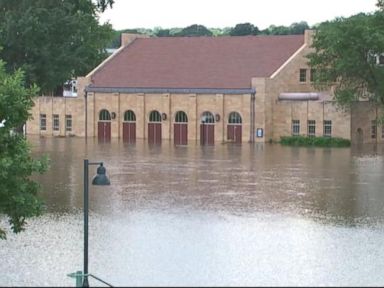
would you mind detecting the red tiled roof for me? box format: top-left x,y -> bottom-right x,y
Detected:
90,35 -> 305,90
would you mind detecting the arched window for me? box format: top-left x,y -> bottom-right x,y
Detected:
124,110 -> 136,122
99,109 -> 111,121
149,110 -> 161,122
228,112 -> 242,124
201,111 -> 215,123
175,111 -> 188,123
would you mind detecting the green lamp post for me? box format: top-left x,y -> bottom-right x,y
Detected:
82,159 -> 110,287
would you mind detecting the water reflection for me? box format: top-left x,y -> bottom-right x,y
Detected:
1,137 -> 384,286
32,137 -> 384,224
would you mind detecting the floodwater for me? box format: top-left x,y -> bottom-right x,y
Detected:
1,136 -> 384,287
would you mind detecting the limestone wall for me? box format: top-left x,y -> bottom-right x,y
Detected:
351,101 -> 383,144
264,30 -> 352,141
273,100 -> 351,140
27,96 -> 84,137
28,92 -> 253,143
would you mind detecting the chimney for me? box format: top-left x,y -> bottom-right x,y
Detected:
304,29 -> 315,47
120,33 -> 149,47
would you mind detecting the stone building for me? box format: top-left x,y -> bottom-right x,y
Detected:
26,30 -> 380,145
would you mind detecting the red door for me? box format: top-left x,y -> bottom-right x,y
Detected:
227,124 -> 242,143
98,122 -> 111,142
123,122 -> 136,143
200,124 -> 214,145
174,123 -> 188,145
148,123 -> 161,144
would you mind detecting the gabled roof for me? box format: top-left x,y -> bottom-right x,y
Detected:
89,34 -> 305,90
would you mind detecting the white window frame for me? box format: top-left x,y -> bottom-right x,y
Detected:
307,120 -> 316,137
323,120 -> 332,137
299,69 -> 307,83
40,114 -> 46,131
292,120 -> 300,136
65,115 -> 72,132
53,114 -> 59,131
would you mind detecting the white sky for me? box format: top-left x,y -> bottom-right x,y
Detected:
99,0 -> 379,30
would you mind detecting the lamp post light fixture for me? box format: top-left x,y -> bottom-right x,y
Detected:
82,159 -> 110,287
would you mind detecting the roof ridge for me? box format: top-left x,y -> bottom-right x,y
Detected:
134,34 -> 304,40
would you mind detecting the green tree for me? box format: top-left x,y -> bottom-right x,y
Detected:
0,0 -> 114,94
307,12 -> 384,108
155,28 -> 171,37
96,0 -> 114,12
175,24 -> 213,36
229,23 -> 260,36
0,61 -> 48,239
264,25 -> 290,35
289,21 -> 310,35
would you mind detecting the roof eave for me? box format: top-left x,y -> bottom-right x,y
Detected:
85,86 -> 256,95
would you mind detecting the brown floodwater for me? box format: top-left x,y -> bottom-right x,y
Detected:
1,136 -> 384,286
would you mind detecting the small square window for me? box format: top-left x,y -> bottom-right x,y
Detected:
292,120 -> 300,136
53,114 -> 59,131
299,69 -> 307,82
40,114 -> 46,131
65,115 -> 72,132
323,120 -> 332,137
307,120 -> 316,137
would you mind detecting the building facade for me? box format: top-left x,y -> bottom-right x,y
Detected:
26,30 -> 380,145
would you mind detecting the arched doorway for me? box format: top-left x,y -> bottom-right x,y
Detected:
148,110 -> 162,144
227,112 -> 242,143
123,110 -> 136,143
98,109 -> 111,142
174,111 -> 188,146
200,111 -> 215,145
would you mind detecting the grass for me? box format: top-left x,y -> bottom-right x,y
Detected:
280,135 -> 351,147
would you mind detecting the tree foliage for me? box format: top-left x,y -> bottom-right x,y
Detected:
229,23 -> 260,36
0,61 -> 48,239
0,0 -> 114,93
175,24 -> 213,37
0,0 -> 113,239
264,22 -> 309,35
307,11 -> 384,108
109,21 -> 311,48
378,0 -> 384,9
96,0 -> 114,12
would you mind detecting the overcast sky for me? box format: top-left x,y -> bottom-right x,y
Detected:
98,0 -> 379,30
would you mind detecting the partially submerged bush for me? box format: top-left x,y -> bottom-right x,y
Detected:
280,136 -> 351,147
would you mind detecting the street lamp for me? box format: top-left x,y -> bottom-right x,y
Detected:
82,159 -> 110,287
67,159 -> 112,287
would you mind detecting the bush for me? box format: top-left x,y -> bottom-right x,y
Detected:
280,136 -> 351,147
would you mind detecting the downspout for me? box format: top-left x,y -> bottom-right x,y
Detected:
51,93 -> 54,137
143,94 -> 146,139
376,106 -> 378,144
250,91 -> 256,143
118,92 -> 121,139
222,94 -> 225,143
169,93 -> 172,141
38,97 -> 41,137
64,95 -> 67,136
85,89 -> 88,141
195,94 -> 198,144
